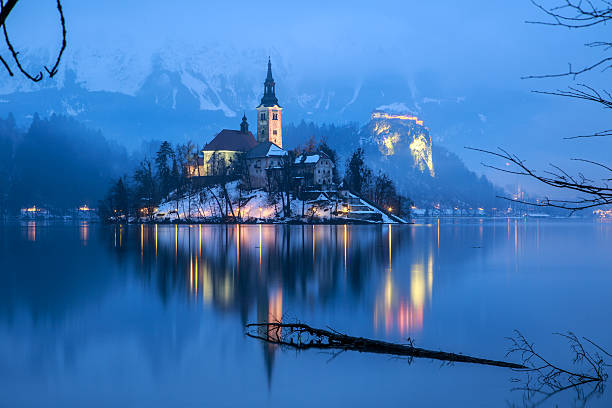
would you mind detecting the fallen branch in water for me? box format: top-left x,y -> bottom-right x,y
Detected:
245,322 -> 526,369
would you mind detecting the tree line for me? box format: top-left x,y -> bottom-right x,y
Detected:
100,136 -> 410,222
0,113 -> 132,216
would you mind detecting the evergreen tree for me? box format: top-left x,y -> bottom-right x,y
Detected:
155,141 -> 174,199
133,158 -> 157,219
344,148 -> 371,195
110,177 -> 130,219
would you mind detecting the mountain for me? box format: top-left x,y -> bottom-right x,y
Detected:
358,109 -> 504,208
283,109 -> 505,209
0,49 -> 490,156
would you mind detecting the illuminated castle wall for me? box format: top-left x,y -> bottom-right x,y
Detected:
370,110 -> 435,177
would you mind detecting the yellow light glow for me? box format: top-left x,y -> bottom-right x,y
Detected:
409,135 -> 435,177
371,111 -> 424,125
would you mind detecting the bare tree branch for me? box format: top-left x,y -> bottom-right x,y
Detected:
508,330 -> 610,407
0,0 -> 66,81
467,146 -> 612,211
0,0 -> 17,27
527,0 -> 612,28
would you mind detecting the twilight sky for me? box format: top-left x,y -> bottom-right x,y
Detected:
3,0 -> 611,195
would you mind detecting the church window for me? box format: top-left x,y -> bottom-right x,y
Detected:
273,130 -> 277,135
273,112 -> 278,120
260,113 -> 266,121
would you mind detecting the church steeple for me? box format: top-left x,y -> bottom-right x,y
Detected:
256,58 -> 283,148
259,57 -> 279,108
240,113 -> 249,133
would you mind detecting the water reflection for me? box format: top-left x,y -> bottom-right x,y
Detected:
109,224 -> 486,344
10,220 -> 602,406
80,221 -> 89,246
373,227 -> 434,336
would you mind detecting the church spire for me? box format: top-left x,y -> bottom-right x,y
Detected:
266,57 -> 273,82
259,57 -> 279,107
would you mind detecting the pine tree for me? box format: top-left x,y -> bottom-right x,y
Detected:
155,141 -> 174,199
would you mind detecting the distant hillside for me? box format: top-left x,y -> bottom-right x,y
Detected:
0,114 -> 134,212
285,112 -> 506,209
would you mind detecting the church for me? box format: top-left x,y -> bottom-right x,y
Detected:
192,59 -> 285,179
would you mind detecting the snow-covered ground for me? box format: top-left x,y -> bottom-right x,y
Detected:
153,181 -> 402,223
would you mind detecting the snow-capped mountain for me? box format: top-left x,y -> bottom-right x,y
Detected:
0,46 -> 489,156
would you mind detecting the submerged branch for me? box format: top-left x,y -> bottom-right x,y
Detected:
507,330 -> 610,406
245,322 -> 526,369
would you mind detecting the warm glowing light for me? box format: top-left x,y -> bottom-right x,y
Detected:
371,111 -> 424,125
79,205 -> 91,211
388,207 -> 393,212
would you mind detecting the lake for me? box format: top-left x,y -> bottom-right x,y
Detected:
1,220 -> 611,407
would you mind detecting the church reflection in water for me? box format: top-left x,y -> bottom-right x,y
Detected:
108,223 -> 453,377
113,224 -> 445,334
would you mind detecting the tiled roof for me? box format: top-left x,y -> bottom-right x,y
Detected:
202,129 -> 257,152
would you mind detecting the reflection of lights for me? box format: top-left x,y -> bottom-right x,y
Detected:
374,255 -> 433,336
81,222 -> 89,246
343,224 -> 347,273
202,264 -> 212,303
27,221 -> 36,242
221,276 -> 233,303
268,288 -> 283,323
410,264 -> 425,309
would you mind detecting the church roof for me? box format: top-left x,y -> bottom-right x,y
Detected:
246,141 -> 287,159
202,129 -> 257,152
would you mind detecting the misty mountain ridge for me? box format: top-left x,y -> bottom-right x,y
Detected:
0,48 -> 490,155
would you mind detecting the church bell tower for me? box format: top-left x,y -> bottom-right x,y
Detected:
256,58 -> 282,148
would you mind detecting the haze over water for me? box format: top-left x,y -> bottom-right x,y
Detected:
1,220 -> 611,407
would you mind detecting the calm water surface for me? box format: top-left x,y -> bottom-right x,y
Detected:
1,220 -> 611,407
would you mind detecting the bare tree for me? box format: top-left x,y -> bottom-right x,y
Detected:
473,1 -> 612,211
0,0 -> 66,81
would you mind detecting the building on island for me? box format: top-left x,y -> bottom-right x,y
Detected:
293,152 -> 335,187
245,141 -> 287,189
193,114 -> 257,177
256,58 -> 283,148
192,59 -> 286,182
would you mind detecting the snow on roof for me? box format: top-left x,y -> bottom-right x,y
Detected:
267,144 -> 287,157
246,142 -> 287,158
295,153 -> 321,164
305,154 -> 320,163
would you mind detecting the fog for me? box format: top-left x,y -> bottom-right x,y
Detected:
2,0 -> 611,194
